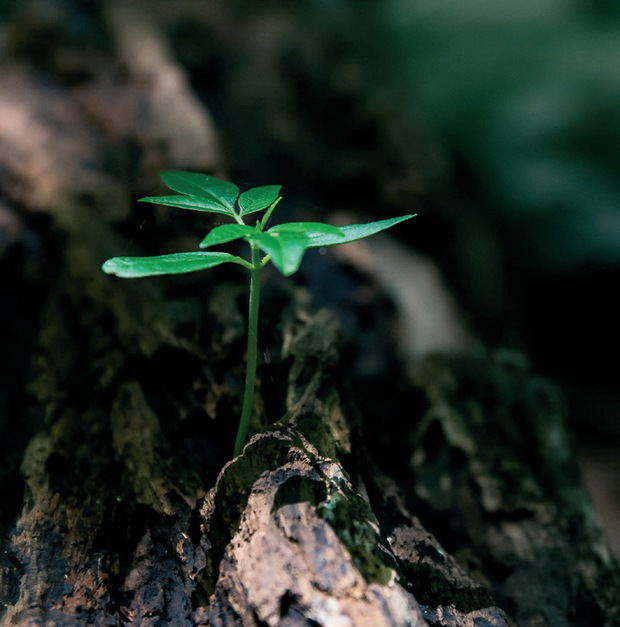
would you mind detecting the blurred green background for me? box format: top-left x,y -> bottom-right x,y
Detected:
356,0 -> 620,434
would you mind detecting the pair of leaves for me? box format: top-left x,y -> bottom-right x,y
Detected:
198,216 -> 414,276
103,214 -> 415,278
199,222 -> 344,275
140,171 -> 281,217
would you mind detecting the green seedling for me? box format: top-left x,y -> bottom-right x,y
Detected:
102,171 -> 415,456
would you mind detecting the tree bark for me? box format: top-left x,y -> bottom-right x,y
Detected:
1,3 -> 619,625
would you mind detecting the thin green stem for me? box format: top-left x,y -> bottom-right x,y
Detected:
233,243 -> 261,456
258,197 -> 282,230
234,257 -> 254,270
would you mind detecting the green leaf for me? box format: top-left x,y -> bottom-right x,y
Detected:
200,224 -> 307,276
200,224 -> 257,248
139,195 -> 234,216
238,185 -> 282,216
253,231 -> 309,276
161,171 -> 239,211
102,252 -> 247,278
268,222 -> 344,235
303,215 -> 416,248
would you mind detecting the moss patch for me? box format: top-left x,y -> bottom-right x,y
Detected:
318,476 -> 396,586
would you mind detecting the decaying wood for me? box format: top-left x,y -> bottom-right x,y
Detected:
1,3 -> 619,626
410,354 -> 620,626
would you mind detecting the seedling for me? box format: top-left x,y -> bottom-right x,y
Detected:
102,172 -> 414,456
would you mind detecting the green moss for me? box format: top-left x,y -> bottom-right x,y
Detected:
194,422 -> 397,604
318,477 -> 396,586
272,475 -> 328,512
293,413 -> 338,459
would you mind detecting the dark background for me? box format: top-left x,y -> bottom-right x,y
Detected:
1,0 -> 619,554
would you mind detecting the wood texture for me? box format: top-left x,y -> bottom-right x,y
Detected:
0,3 -> 618,625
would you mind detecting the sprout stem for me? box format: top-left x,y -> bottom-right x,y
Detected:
258,196 -> 282,230
233,243 -> 262,456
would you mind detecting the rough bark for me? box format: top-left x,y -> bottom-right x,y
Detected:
1,3 -> 619,626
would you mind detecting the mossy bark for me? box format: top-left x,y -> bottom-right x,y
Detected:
1,3 -> 619,626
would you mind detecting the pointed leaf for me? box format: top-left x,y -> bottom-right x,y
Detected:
303,215 -> 416,248
102,252 -> 246,278
252,231 -> 309,276
139,195 -> 233,216
238,185 -> 282,216
161,171 -> 239,211
200,224 -> 258,248
268,222 -> 344,236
